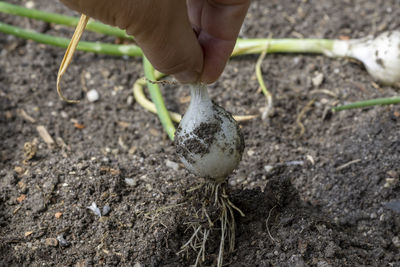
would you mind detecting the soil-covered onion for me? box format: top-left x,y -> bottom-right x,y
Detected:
175,84 -> 244,183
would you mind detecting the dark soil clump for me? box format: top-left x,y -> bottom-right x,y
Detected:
193,122 -> 221,150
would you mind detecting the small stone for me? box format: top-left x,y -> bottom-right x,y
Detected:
87,89 -> 100,102
145,183 -> 153,191
165,160 -> 180,171
127,96 -> 134,105
87,202 -> 101,217
28,192 -> 46,214
75,260 -> 87,267
384,178 -> 396,188
60,111 -> 68,119
102,205 -> 111,216
55,212 -> 62,219
57,234 -> 70,247
125,178 -> 137,187
392,236 -> 400,248
16,194 -> 26,203
312,72 -> 324,87
387,170 -> 398,178
25,1 -> 35,8
247,149 -> 255,156
324,241 -> 336,257
287,255 -> 306,267
384,200 -> 400,213
14,166 -> 24,175
134,263 -> 142,267
264,165 -> 273,173
25,231 -> 33,237
317,261 -> 331,267
45,238 -> 58,247
17,181 -> 28,194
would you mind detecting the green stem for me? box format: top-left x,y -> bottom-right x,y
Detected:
233,38 -> 334,56
0,1 -> 132,39
0,21 -> 333,58
0,22 -> 142,56
143,56 -> 176,141
333,97 -> 400,111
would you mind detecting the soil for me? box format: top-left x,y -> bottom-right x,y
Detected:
1,0 -> 400,266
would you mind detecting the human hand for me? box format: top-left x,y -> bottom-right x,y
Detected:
59,0 -> 250,84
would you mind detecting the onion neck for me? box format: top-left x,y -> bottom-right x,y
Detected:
189,83 -> 212,106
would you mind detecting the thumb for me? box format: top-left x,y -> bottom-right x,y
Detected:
60,0 -> 203,83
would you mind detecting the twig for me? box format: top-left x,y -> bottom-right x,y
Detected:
335,159 -> 361,171
265,205 -> 277,243
296,98 -> 316,137
17,109 -> 36,123
255,43 -> 273,120
36,125 -> 55,147
56,14 -> 89,103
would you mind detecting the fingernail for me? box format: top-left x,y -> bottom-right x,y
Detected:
175,70 -> 200,84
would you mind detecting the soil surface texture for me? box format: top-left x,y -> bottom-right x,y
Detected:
1,0 -> 400,266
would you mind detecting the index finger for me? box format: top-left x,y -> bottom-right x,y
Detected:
188,0 -> 250,83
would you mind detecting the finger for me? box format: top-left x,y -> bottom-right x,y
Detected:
187,0 -> 250,83
130,1 -> 203,83
60,0 -> 203,83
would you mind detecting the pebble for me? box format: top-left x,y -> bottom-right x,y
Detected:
45,238 -> 58,247
17,181 -> 28,194
392,236 -> 400,248
324,241 -> 336,258
165,160 -> 180,171
29,192 -> 46,214
102,205 -> 111,216
125,178 -> 137,187
247,149 -> 255,156
57,234 -> 70,247
264,165 -> 273,173
60,111 -> 68,119
87,202 -> 101,217
87,89 -> 100,102
317,261 -> 332,267
312,72 -> 324,87
25,1 -> 35,8
127,96 -> 134,105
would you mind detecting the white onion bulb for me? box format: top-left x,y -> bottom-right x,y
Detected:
330,31 -> 400,85
175,84 -> 244,183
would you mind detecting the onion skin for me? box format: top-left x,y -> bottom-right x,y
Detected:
175,84 -> 244,183
331,31 -> 400,85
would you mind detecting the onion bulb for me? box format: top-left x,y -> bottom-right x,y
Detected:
329,31 -> 400,85
175,84 -> 244,183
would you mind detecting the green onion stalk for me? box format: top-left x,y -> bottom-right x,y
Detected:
0,1 -> 131,39
0,22 -> 142,57
143,57 -> 176,141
